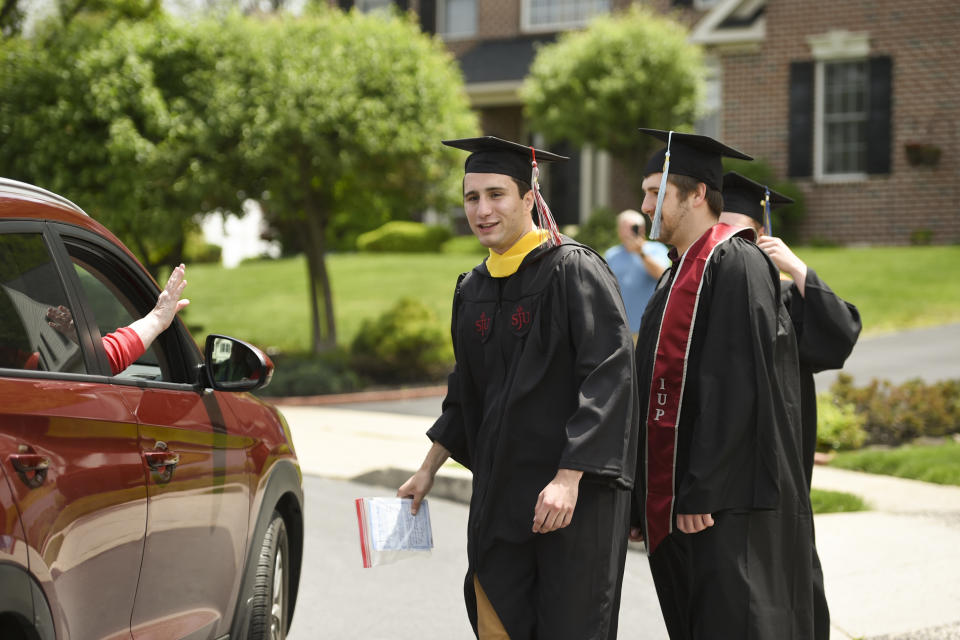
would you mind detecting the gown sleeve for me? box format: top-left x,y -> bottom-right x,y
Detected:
427,364 -> 471,469
556,250 -> 639,486
784,268 -> 861,372
677,240 -> 782,514
426,274 -> 472,469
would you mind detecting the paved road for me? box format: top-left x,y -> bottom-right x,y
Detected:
813,322 -> 960,389
286,476 -> 668,640
281,458 -> 960,640
287,476 -> 476,639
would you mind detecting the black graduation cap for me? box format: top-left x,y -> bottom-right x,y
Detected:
640,129 -> 752,192
721,171 -> 794,235
442,136 -> 568,184
442,136 -> 569,246
638,128 -> 753,240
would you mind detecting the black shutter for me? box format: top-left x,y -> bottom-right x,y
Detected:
395,0 -> 409,10
419,0 -> 436,34
788,61 -> 814,178
338,0 -> 353,10
865,55 -> 893,174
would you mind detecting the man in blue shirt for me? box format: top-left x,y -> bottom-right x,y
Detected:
604,210 -> 670,334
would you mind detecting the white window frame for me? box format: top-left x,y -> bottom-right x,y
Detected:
695,56 -> 723,139
520,0 -> 611,33
808,30 -> 871,183
689,0 -> 766,45
437,0 -> 477,40
578,145 -> 611,223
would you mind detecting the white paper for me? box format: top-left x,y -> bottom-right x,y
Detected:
367,498 -> 433,551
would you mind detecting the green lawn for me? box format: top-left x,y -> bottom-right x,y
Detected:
810,488 -> 869,514
793,246 -> 960,336
829,441 -> 960,486
181,253 -> 482,352
179,245 -> 960,352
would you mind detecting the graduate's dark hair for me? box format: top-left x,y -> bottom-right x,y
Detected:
670,174 -> 723,217
512,179 -> 535,221
511,178 -> 532,198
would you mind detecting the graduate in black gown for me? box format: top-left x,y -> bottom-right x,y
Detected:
629,130 -> 817,639
720,171 -> 862,640
720,171 -> 862,486
399,136 -> 638,639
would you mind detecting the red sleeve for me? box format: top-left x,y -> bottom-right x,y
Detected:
102,326 -> 145,375
23,351 -> 40,370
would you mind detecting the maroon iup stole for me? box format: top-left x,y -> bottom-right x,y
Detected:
644,222 -> 755,555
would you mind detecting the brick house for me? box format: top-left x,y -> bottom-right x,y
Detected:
338,0 -> 959,245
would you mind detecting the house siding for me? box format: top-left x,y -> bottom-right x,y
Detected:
719,0 -> 959,244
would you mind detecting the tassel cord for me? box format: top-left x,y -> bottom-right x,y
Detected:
530,148 -> 563,247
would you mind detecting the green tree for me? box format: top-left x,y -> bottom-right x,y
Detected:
0,15 -> 258,276
522,5 -> 705,192
238,7 -> 477,351
52,0 -> 163,28
0,0 -> 26,37
2,0 -> 164,39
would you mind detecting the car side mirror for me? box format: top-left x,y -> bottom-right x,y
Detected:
202,334 -> 273,392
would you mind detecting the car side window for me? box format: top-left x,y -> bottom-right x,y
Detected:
68,254 -> 170,382
0,232 -> 88,374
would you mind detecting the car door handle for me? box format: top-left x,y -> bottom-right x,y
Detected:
144,451 -> 180,470
143,441 -> 180,484
9,454 -> 50,489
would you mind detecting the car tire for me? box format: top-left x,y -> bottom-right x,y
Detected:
248,512 -> 289,640
0,614 -> 32,640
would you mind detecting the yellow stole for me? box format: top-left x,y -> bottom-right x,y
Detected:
485,229 -> 549,278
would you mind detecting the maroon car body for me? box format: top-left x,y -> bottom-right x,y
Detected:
0,178 -> 303,640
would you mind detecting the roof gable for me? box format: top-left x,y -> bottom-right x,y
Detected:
690,0 -> 766,45
458,34 -> 557,84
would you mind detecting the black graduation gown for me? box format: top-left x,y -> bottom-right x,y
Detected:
428,238 -> 639,640
781,268 -> 861,640
632,235 -> 815,639
781,268 -> 862,486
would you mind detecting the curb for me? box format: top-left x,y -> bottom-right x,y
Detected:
268,385 -> 446,407
352,467 -> 473,505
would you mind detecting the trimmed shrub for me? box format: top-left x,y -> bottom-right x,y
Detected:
255,348 -> 363,397
816,393 -> 867,452
573,206 -> 619,254
830,374 -> 960,446
184,241 -> 222,265
351,298 -> 454,383
909,228 -> 934,245
356,221 -> 452,253
179,229 -> 222,264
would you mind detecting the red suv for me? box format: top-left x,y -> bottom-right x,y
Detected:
0,178 -> 303,640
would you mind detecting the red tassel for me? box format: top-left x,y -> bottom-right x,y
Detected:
530,148 -> 563,247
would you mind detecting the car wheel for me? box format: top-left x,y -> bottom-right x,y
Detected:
0,614 -> 32,640
249,512 -> 289,640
